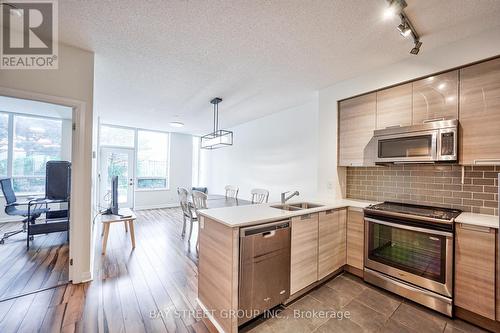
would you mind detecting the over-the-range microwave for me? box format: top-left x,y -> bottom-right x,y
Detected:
374,119 -> 458,164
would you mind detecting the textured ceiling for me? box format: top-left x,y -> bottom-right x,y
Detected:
57,0 -> 500,134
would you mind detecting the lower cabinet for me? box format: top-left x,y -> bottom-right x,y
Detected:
318,209 -> 346,279
346,208 -> 364,271
290,213 -> 318,294
455,223 -> 496,320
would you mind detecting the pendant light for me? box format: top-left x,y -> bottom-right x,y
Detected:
200,97 -> 233,149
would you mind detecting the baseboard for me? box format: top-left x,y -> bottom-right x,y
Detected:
134,203 -> 179,210
197,298 -> 227,333
455,306 -> 500,332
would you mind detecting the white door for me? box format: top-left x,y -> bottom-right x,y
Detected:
100,147 -> 135,208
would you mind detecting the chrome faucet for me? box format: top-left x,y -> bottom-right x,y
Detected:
281,191 -> 300,204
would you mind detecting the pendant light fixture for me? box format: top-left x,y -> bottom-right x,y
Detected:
200,97 -> 233,149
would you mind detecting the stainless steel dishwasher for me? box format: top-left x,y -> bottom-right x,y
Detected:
238,220 -> 291,325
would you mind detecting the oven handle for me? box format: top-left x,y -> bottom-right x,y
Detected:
364,217 -> 453,238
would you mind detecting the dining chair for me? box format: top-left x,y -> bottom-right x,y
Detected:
177,187 -> 197,240
191,190 -> 208,252
225,185 -> 239,199
251,188 -> 269,204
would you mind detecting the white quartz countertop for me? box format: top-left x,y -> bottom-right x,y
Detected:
456,212 -> 498,229
197,198 -> 376,227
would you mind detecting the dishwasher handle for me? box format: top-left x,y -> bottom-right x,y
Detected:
240,220 -> 290,237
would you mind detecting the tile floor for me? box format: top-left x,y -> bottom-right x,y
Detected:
242,273 -> 488,333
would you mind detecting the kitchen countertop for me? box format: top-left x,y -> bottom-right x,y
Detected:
455,212 -> 498,229
197,198 -> 376,227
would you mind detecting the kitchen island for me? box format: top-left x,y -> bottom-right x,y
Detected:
196,198 -> 374,333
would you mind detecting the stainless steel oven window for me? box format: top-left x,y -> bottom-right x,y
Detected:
367,221 -> 446,283
364,217 -> 453,297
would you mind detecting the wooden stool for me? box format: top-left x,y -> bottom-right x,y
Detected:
100,208 -> 137,255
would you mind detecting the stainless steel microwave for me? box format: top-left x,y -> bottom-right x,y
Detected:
374,119 -> 458,164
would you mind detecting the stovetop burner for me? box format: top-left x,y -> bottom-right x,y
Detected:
365,202 -> 462,222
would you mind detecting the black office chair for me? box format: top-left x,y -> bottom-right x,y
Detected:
0,178 -> 49,244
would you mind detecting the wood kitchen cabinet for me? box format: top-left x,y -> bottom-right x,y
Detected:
290,213 -> 318,294
338,93 -> 376,166
346,208 -> 364,272
459,57 -> 500,165
376,83 -> 412,129
412,70 -> 459,124
455,223 -> 496,320
318,209 -> 346,280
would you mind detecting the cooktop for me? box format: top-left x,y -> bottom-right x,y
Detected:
365,202 -> 462,222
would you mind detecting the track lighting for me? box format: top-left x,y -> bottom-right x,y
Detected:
384,0 -> 422,55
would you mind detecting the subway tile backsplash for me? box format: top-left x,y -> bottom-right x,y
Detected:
346,165 -> 499,216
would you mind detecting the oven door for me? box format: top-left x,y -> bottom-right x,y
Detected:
375,130 -> 437,163
364,217 -> 453,297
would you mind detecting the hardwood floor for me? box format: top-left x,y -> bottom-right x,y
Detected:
0,222 -> 69,301
0,208 -> 208,333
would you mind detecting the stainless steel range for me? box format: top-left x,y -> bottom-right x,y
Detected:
363,202 -> 461,317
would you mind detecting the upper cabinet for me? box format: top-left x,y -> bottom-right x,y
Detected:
338,57 -> 500,167
376,83 -> 412,129
459,58 -> 500,165
338,93 -> 376,166
412,71 -> 459,124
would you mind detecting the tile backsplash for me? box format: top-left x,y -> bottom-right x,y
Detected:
346,165 -> 499,216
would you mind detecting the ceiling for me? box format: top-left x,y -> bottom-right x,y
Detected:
57,0 -> 500,134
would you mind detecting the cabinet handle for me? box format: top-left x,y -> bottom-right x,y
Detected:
300,214 -> 311,220
458,223 -> 492,233
325,209 -> 334,215
474,159 -> 500,165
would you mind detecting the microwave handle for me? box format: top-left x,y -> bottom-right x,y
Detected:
364,217 -> 453,238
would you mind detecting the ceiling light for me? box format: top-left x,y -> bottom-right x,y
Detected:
383,0 -> 407,20
437,83 -> 446,91
383,6 -> 397,20
169,121 -> 184,128
201,98 -> 233,150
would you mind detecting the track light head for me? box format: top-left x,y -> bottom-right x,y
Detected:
397,23 -> 412,38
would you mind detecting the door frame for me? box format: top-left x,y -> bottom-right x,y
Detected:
99,146 -> 135,209
0,86 -> 89,284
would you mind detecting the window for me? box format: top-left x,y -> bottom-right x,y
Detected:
12,116 -> 62,193
137,130 -> 169,189
100,125 -> 135,147
192,136 -> 200,187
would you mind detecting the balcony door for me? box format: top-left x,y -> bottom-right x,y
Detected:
100,147 -> 135,209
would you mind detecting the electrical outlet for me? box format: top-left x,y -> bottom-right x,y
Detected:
327,181 -> 334,190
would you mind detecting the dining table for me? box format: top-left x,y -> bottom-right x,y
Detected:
201,194 -> 253,209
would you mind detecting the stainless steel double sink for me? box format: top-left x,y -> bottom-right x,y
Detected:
270,202 -> 324,211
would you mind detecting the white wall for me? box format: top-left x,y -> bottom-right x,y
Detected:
0,42 -> 95,283
317,27 -> 500,201
134,133 -> 193,209
202,100 -> 319,203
